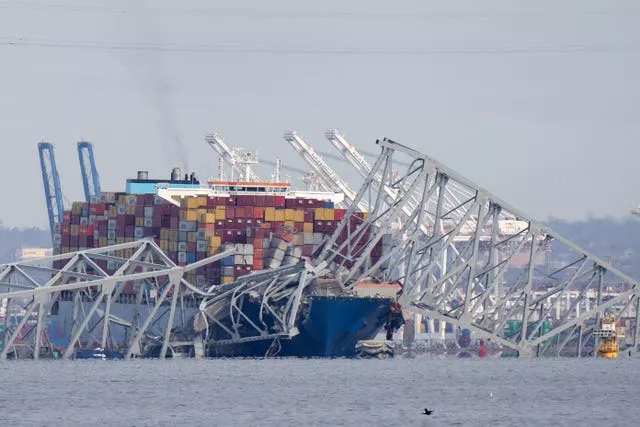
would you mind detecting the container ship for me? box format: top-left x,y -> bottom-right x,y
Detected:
48,168 -> 398,358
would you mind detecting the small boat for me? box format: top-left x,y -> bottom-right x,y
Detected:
594,316 -> 620,359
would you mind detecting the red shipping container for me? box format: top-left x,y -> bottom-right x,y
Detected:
245,207 -> 254,218
314,221 -> 325,233
294,222 -> 304,232
61,224 -> 71,235
89,203 -> 105,215
264,196 -> 275,207
236,207 -> 245,218
334,209 -> 346,220
254,248 -> 264,259
274,196 -> 285,207
254,207 -> 264,219
187,242 -> 196,252
253,259 -> 264,270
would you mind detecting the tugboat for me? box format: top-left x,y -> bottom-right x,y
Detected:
594,316 -> 619,359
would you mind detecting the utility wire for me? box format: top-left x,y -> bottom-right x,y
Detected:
2,38 -> 639,55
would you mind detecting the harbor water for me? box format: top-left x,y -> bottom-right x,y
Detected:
1,356 -> 638,426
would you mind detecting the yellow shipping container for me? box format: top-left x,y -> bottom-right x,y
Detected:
198,196 -> 208,207
160,240 -> 168,250
323,208 -> 334,220
275,209 -> 285,222
116,237 -> 125,244
284,209 -> 295,221
264,207 -> 275,222
314,208 -> 324,221
363,212 -> 369,220
187,232 -> 197,243
206,213 -> 216,223
170,242 -> 178,252
209,236 -> 222,247
108,206 -> 118,218
186,197 -> 200,209
284,220 -> 295,229
186,210 -> 199,222
294,210 -> 304,222
215,207 -> 226,220
204,229 -> 216,238
99,237 -> 108,247
303,222 -> 313,233
135,217 -> 144,227
222,276 -> 234,284
170,230 -> 179,241
126,205 -> 136,215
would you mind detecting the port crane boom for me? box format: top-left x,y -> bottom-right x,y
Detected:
205,132 -> 262,182
77,141 -> 102,202
38,142 -> 64,242
284,130 -> 368,211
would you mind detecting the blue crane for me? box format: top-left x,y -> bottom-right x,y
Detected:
77,141 -> 101,202
38,142 -> 64,242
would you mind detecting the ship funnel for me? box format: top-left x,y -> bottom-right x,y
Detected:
137,170 -> 148,180
171,167 -> 181,181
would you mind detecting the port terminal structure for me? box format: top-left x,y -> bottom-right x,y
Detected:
3,131 -> 638,359
0,239 -> 323,360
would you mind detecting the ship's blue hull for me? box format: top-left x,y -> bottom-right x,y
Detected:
207,296 -> 392,358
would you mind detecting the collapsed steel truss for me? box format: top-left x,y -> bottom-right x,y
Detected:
0,238 -> 324,361
319,137 -> 640,356
195,261 -> 324,352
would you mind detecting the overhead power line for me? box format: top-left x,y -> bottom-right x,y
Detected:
2,38 -> 639,55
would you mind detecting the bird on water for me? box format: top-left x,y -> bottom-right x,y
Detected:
423,408 -> 433,415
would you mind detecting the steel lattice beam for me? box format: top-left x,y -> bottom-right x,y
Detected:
319,136 -> 639,356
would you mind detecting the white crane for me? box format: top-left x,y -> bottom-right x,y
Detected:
284,130 -> 368,211
205,132 -> 262,182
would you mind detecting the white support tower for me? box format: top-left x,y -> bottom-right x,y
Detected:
284,130 -> 368,211
205,132 -> 261,182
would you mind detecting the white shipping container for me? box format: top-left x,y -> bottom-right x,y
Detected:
303,233 -> 313,245
178,242 -> 188,252
177,252 -> 187,263
143,217 -> 153,227
144,207 -> 154,217
134,227 -> 144,239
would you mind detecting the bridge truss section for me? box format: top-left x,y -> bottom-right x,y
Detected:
194,260 -> 324,356
319,137 -> 639,357
0,239 -> 236,360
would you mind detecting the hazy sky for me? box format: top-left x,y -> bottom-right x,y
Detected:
1,0 -> 639,229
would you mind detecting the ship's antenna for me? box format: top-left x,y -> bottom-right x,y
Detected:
275,158 -> 281,183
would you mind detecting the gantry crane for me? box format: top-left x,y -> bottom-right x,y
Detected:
284,130 -> 368,211
77,141 -> 101,202
205,132 -> 262,182
38,142 -> 64,242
